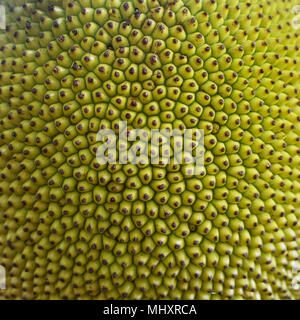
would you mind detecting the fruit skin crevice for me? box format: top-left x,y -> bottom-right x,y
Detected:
0,0 -> 299,300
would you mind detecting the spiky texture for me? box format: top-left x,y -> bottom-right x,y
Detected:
0,0 -> 299,300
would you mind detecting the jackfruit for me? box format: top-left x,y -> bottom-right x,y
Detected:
0,0 -> 299,300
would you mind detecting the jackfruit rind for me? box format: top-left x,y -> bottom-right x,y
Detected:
0,0 -> 299,300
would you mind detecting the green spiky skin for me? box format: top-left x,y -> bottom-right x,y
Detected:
0,0 -> 300,300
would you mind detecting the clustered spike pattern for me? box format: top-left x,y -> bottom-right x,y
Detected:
0,0 -> 300,300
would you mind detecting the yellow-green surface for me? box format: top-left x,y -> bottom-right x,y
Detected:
0,0 -> 299,300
